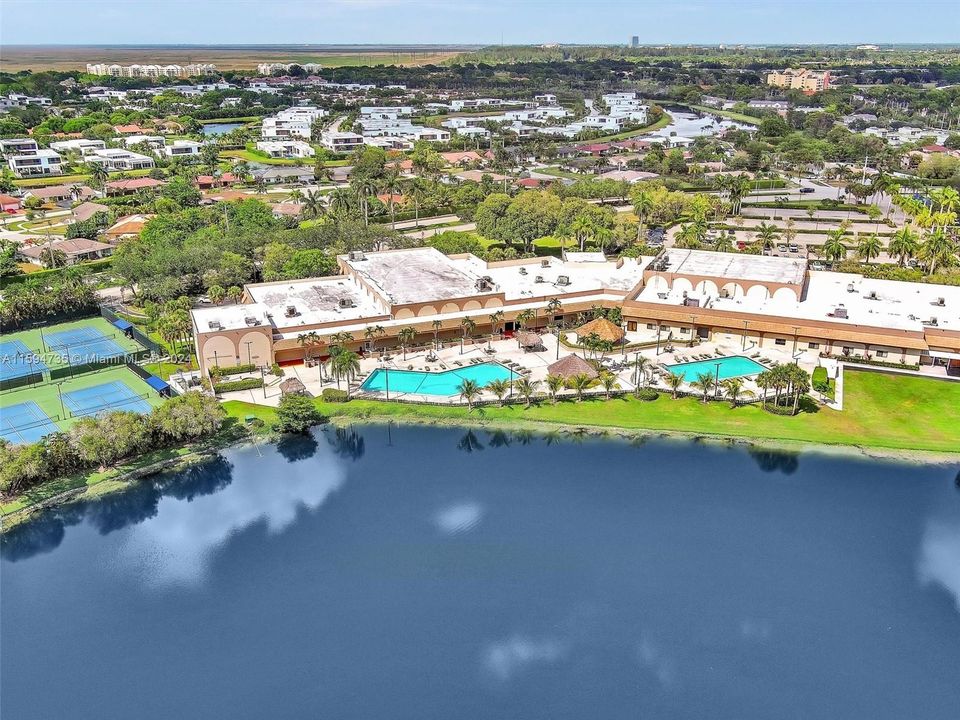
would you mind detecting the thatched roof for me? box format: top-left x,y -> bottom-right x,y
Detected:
516,331 -> 544,349
279,377 -> 308,395
547,354 -> 598,380
576,317 -> 624,343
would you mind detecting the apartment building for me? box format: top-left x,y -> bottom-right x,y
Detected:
85,63 -> 217,77
765,68 -> 831,93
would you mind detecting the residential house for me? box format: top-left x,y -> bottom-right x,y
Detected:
0,194 -> 22,212
104,177 -> 166,195
194,173 -> 237,189
17,238 -> 114,266
102,214 -> 154,242
252,166 -> 315,185
261,106 -> 327,139
87,148 -> 155,171
24,184 -> 95,205
49,139 -> 107,156
164,139 -> 204,158
255,140 -> 316,158
319,131 -> 365,153
71,201 -> 110,222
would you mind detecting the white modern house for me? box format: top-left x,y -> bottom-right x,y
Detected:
86,148 -> 156,171
261,106 -> 327,139
49,139 -> 107,157
122,135 -> 165,148
0,138 -> 40,156
6,148 -> 63,178
164,139 -> 204,158
319,130 -> 365,153
255,140 -> 316,158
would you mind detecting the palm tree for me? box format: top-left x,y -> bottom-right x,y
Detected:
459,378 -> 481,409
87,162 -> 109,190
632,189 -> 654,242
431,319 -> 443,350
755,222 -> 780,251
823,229 -> 848,264
918,229 -> 956,276
380,169 -> 403,229
460,317 -> 476,353
856,233 -> 883,264
546,297 -> 563,324
364,324 -> 385,353
546,374 -> 565,404
301,189 -> 325,220
328,188 -> 353,218
486,378 -> 510,406
666,372 -> 684,399
333,350 -> 361,389
721,377 -> 754,407
691,371 -> 715,403
568,373 -> 592,402
598,371 -> 620,399
515,378 -> 540,408
297,330 -> 321,364
398,326 -> 416,360
888,226 -> 919,267
516,309 -> 535,330
632,354 -> 651,392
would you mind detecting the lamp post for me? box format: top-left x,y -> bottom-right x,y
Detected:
655,325 -> 662,356
741,320 -> 749,351
244,340 -> 253,366
621,320 -> 627,359
792,325 -> 800,362
55,381 -> 65,419
714,361 -> 721,400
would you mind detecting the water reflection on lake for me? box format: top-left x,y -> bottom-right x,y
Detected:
2,425 -> 958,720
201,122 -> 244,136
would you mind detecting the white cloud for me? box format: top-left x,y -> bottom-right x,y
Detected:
918,518 -> 960,614
637,636 -> 677,688
116,445 -> 346,587
434,501 -> 484,535
483,636 -> 566,681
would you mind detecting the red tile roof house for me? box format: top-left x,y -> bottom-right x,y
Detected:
579,143 -> 613,156
515,178 -> 548,189
113,124 -> 147,135
104,177 -> 166,195
17,237 -> 115,266
0,194 -> 22,213
921,144 -> 948,153
194,173 -> 237,189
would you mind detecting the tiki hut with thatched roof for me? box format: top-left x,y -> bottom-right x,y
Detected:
516,331 -> 545,352
546,354 -> 598,380
575,317 -> 624,344
279,377 -> 309,396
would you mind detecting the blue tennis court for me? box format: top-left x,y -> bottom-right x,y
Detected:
63,380 -> 152,418
0,401 -> 58,444
0,339 -> 49,380
45,327 -> 127,365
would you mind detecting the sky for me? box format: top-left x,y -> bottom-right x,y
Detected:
2,0 -> 959,46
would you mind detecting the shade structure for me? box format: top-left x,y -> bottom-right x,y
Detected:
575,317 -> 624,343
516,331 -> 545,350
279,377 -> 308,395
546,354 -> 598,380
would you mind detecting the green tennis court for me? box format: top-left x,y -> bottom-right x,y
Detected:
3,316 -> 144,375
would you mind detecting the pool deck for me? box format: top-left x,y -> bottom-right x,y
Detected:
217,329 -> 815,408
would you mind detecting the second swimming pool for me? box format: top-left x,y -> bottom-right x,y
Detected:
360,362 -> 518,396
666,355 -> 766,382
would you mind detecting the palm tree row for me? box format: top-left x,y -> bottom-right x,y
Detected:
755,364 -> 811,415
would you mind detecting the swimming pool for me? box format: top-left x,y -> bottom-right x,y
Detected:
666,355 -> 765,382
360,362 -> 518,396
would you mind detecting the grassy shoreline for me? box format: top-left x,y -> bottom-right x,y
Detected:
2,370 -> 957,529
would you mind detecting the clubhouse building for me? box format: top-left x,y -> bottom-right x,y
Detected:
191,247 -> 960,376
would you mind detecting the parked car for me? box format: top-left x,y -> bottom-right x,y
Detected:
800,187 -> 815,194
810,261 -> 825,270
788,244 -> 800,253
777,244 -> 788,252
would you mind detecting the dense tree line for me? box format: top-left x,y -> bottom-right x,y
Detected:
0,392 -> 226,497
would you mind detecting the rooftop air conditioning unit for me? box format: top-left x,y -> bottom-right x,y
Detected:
935,297 -> 945,306
928,317 -> 938,326
244,316 -> 258,326
338,298 -> 355,309
519,267 -> 527,275
867,290 -> 877,300
534,275 -> 544,283
208,320 -> 222,331
348,251 -> 365,261
556,275 -> 571,286
847,283 -> 856,293
285,305 -> 297,317
541,259 -> 550,268
834,306 -> 848,319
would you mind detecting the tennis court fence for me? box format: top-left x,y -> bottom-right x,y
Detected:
66,390 -> 152,418
101,305 -> 164,356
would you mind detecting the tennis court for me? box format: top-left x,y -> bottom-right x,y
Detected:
63,380 -> 153,418
45,326 -> 128,365
0,339 -> 49,379
0,401 -> 59,444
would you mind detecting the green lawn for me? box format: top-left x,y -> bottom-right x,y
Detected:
14,167 -> 154,188
225,370 -> 960,454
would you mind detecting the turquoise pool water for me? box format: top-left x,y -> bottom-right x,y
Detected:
360,362 -> 517,396
666,355 -> 765,382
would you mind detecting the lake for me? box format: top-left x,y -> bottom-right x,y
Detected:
201,122 -> 245,136
3,426 -> 959,719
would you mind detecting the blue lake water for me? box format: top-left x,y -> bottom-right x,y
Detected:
201,122 -> 244,136
666,355 -> 766,381
2,426 -> 959,719
361,361 -> 517,395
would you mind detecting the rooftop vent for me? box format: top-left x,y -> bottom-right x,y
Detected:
338,297 -> 355,309
925,316 -> 939,326
284,305 -> 298,318
541,259 -> 550,268
556,275 -> 571,286
534,275 -> 544,283
475,277 -> 493,292
208,320 -> 222,331
867,290 -> 878,300
244,316 -> 259,326
935,297 -> 945,306
519,267 -> 527,275
834,306 -> 848,319
847,283 -> 857,293
348,251 -> 366,261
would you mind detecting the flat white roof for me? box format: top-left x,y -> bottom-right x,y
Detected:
246,276 -> 384,328
342,247 -> 483,306
192,304 -> 271,333
656,249 -> 807,286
